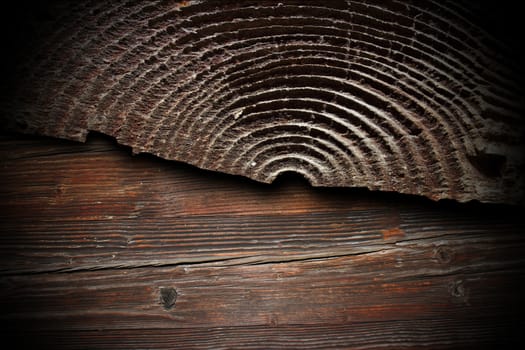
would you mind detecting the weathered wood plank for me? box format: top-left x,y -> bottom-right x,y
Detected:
1,132 -> 524,348
2,254 -> 524,329
1,133 -> 523,274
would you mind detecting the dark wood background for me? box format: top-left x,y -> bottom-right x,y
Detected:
1,131 -> 524,349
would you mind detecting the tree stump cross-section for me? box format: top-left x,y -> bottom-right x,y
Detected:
2,0 -> 524,203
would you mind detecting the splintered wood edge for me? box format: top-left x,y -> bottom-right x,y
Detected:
2,0 -> 524,204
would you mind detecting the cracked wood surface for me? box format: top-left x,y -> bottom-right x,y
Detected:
0,132 -> 524,349
1,0 -> 524,204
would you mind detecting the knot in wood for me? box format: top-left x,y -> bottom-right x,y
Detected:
159,287 -> 177,310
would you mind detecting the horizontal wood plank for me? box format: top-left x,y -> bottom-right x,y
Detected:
1,133 -> 522,274
0,132 -> 524,348
2,254 -> 524,328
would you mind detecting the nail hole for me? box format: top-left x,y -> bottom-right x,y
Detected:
434,246 -> 453,264
449,280 -> 466,299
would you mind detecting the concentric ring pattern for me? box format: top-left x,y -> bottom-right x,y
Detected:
3,0 -> 524,203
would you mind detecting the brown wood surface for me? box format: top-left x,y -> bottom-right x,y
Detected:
0,131 -> 524,349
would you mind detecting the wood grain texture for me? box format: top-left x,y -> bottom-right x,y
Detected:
1,132 -> 524,348
1,1 -> 524,203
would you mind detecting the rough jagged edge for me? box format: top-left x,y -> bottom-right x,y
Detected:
3,0 -> 524,203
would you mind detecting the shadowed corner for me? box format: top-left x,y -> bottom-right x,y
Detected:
0,0 -> 63,135
0,1 -> 51,78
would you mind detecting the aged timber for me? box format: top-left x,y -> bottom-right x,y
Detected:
0,132 -> 524,348
1,1 -> 524,204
